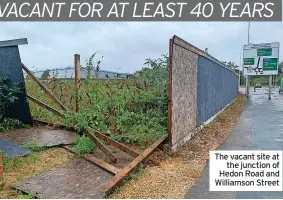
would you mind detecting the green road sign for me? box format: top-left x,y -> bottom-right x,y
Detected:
263,58 -> 278,71
257,48 -> 272,56
244,58 -> 254,65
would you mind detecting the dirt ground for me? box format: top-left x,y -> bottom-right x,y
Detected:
110,94 -> 247,199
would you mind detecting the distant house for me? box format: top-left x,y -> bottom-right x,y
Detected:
23,67 -> 131,79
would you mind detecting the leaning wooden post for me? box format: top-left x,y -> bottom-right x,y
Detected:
74,54 -> 80,112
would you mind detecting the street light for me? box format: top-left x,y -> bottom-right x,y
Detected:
115,68 -> 121,78
248,21 -> 250,44
115,68 -> 121,74
239,44 -> 245,90
246,21 -> 251,98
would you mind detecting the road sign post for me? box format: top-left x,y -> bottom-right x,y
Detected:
246,76 -> 250,99
269,75 -> 272,100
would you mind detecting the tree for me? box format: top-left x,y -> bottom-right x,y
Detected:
222,61 -> 238,70
41,70 -> 50,79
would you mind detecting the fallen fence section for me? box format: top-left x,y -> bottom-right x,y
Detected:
24,59 -> 168,195
35,119 -> 139,159
84,154 -> 120,175
84,130 -> 117,163
93,130 -> 139,158
23,64 -> 117,163
168,35 -> 238,152
104,135 -> 168,195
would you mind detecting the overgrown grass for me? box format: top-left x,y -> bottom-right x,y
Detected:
74,135 -> 97,154
2,153 -> 40,171
26,55 -> 168,147
23,141 -> 44,152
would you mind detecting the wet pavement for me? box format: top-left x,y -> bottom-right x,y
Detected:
185,87 -> 283,199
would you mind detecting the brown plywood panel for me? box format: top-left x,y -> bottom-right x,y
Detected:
170,36 -> 198,148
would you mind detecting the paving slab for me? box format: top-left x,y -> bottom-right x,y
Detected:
0,139 -> 31,158
14,158 -> 113,199
185,88 -> 283,199
0,127 -> 78,147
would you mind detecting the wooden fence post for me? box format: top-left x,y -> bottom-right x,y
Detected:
74,54 -> 80,113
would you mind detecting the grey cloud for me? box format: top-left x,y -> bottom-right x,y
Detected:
0,22 -> 282,74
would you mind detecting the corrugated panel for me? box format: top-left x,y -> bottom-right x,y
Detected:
0,38 -> 28,48
197,55 -> 238,125
0,46 -> 32,124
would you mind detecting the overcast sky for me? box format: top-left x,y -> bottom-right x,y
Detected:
0,22 -> 282,73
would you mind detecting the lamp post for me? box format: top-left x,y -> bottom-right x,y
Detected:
115,68 -> 121,79
246,21 -> 251,99
248,21 -> 250,44
239,44 -> 244,90
115,67 -> 121,74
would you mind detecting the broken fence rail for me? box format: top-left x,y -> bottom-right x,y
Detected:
22,63 -> 69,112
104,135 -> 168,195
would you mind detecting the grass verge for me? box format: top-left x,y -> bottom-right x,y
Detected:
1,148 -> 74,199
110,94 -> 247,198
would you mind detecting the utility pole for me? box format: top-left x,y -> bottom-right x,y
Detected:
115,68 -> 121,74
246,21 -> 251,99
239,46 -> 242,90
248,21 -> 250,45
115,68 -> 121,78
269,75 -> 272,100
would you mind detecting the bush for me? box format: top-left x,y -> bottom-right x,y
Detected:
0,118 -> 27,133
74,135 -> 97,154
0,77 -> 21,120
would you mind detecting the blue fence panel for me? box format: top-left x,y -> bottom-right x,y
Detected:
197,55 -> 238,125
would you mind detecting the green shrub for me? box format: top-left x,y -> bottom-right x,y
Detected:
0,118 -> 27,133
74,135 -> 97,154
17,192 -> 34,199
23,141 -> 43,151
0,77 -> 21,120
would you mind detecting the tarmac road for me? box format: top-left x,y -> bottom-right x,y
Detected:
185,87 -> 283,199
